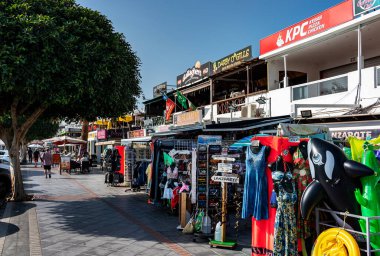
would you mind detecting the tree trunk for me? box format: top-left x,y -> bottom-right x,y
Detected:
81,119 -> 89,141
9,139 -> 27,201
20,140 -> 27,164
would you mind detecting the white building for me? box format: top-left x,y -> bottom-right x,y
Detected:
209,0 -> 380,139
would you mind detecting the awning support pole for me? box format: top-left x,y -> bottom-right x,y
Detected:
355,24 -> 362,105
283,55 -> 288,88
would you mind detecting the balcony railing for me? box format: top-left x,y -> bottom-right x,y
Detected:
292,74 -> 348,101
216,95 -> 246,114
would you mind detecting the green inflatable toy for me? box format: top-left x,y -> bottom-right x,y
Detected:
354,142 -> 380,255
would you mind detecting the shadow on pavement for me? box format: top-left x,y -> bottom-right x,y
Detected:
0,222 -> 20,238
1,202 -> 36,219
34,193 -> 252,253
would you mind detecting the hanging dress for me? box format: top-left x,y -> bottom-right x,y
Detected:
292,152 -> 313,249
273,171 -> 297,256
242,145 -> 268,220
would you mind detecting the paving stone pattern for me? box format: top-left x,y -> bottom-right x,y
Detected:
1,165 -> 252,256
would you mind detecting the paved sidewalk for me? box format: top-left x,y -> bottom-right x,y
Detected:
0,165 -> 252,256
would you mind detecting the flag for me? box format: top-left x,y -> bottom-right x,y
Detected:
163,152 -> 174,166
188,99 -> 196,111
176,91 -> 188,109
165,98 -> 175,120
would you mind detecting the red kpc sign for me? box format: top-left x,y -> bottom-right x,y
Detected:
260,1 -> 353,56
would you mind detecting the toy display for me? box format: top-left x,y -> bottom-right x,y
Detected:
300,138 -> 373,229
354,142 -> 380,254
312,228 -> 360,256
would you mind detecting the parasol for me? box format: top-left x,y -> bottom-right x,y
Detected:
48,136 -> 86,146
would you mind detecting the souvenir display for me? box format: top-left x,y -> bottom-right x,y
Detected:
300,138 -> 373,228
312,228 -> 360,256
143,131 -> 380,256
355,142 -> 380,252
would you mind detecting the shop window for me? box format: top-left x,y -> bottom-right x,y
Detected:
279,71 -> 307,87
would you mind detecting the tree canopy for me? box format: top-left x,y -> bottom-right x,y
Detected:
0,0 -> 141,200
0,0 -> 141,123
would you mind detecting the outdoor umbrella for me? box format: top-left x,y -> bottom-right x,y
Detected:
28,144 -> 44,149
229,135 -> 255,149
50,136 -> 86,146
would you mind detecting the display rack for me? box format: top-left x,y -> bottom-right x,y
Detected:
124,141 -> 151,191
315,207 -> 380,256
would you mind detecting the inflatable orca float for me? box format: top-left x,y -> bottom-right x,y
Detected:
300,138 -> 374,228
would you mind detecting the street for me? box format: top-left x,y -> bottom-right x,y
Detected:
0,166 -> 251,256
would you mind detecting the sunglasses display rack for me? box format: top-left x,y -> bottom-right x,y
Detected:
195,144 -> 222,226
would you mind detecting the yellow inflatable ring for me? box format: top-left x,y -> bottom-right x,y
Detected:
312,228 -> 360,256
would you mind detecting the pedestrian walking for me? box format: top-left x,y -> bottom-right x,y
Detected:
42,148 -> 53,178
33,150 -> 40,167
27,148 -> 33,163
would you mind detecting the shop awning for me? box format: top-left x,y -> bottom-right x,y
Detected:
95,140 -> 121,146
152,125 -> 203,137
203,115 -> 292,132
121,136 -> 151,145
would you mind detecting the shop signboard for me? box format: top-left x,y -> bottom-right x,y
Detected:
331,129 -> 380,140
153,82 -> 167,98
88,131 -> 97,141
217,163 -> 232,173
177,61 -> 211,88
211,174 -> 239,184
60,156 -> 71,171
97,129 -> 107,140
354,0 -> 380,16
173,110 -> 202,127
197,135 -> 222,145
260,1 -> 353,56
128,129 -> 146,139
107,128 -> 128,139
155,125 -> 171,133
212,46 -> 251,74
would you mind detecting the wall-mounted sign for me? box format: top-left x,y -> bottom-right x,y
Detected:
177,61 -> 211,88
173,110 -> 202,127
108,128 -> 129,139
211,175 -> 239,183
354,0 -> 380,16
88,131 -> 97,141
260,1 -> 353,56
155,125 -> 171,133
97,129 -> 107,140
197,135 -> 222,145
212,46 -> 251,74
153,82 -> 167,98
128,129 -> 146,139
331,129 -> 380,140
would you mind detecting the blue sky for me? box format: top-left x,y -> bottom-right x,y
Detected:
76,0 -> 343,105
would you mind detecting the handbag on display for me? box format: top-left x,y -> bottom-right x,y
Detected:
182,217 -> 194,234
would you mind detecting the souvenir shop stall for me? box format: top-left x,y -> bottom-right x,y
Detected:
240,123 -> 380,256
149,138 -> 196,219
192,135 -> 246,248
121,139 -> 151,191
